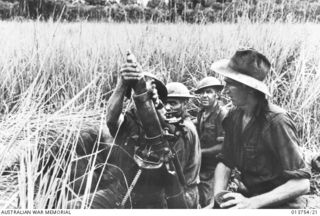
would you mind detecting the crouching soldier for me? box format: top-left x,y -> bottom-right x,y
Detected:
68,54 -> 200,209
164,82 -> 201,208
211,49 -> 311,209
193,77 -> 227,208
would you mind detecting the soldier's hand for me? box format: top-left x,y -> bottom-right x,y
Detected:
219,192 -> 259,209
119,62 -> 143,86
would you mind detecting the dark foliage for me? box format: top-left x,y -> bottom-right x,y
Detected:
1,0 -> 320,22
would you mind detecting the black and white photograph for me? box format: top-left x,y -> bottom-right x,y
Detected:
0,0 -> 320,212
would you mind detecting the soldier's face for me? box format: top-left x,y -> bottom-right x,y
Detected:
198,87 -> 218,108
223,78 -> 249,107
165,98 -> 186,118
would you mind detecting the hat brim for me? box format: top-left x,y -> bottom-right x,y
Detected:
210,59 -> 271,97
194,85 -> 224,94
125,72 -> 168,101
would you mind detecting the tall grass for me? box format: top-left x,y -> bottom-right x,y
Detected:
0,21 -> 319,208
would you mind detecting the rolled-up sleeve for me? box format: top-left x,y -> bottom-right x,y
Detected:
268,113 -> 311,180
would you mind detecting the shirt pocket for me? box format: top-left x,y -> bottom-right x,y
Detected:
201,124 -> 217,146
203,123 -> 217,130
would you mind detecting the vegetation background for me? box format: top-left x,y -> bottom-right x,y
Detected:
0,0 -> 320,209
2,0 -> 320,22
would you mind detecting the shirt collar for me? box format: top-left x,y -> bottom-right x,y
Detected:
200,101 -> 220,115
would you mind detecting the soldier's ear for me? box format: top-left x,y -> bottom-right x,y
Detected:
216,93 -> 220,100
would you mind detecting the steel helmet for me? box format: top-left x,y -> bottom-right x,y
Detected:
194,77 -> 224,94
166,82 -> 194,98
125,72 -> 167,101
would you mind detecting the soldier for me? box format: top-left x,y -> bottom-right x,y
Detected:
193,77 -> 227,208
164,82 -> 202,208
68,55 -> 200,209
210,49 -> 311,208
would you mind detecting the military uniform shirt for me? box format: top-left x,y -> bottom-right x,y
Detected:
221,103 -> 311,196
196,102 -> 227,170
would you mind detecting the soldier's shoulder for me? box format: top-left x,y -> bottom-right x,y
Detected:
181,117 -> 197,130
265,103 -> 288,122
180,117 -> 198,136
267,103 -> 286,114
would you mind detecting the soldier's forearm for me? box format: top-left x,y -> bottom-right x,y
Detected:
106,80 -> 127,126
213,162 -> 231,197
249,178 -> 310,208
133,89 -> 162,138
202,144 -> 222,155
